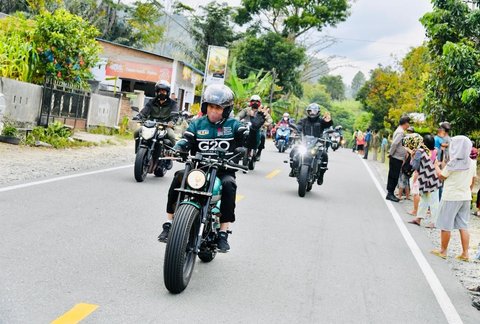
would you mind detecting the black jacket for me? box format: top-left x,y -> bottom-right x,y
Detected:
139,97 -> 178,122
297,116 -> 333,138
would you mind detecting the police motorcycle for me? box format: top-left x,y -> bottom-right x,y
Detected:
291,133 -> 331,197
275,125 -> 291,153
161,148 -> 247,294
134,119 -> 174,182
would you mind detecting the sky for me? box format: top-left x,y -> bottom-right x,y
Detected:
125,0 -> 433,84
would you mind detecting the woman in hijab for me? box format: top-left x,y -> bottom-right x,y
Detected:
431,136 -> 476,261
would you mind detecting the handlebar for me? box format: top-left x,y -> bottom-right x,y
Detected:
159,152 -> 249,172
134,119 -> 175,129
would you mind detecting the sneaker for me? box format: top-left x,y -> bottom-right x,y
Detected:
158,222 -> 171,243
216,231 -> 230,252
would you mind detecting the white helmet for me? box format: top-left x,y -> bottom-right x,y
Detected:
283,112 -> 290,120
250,94 -> 261,102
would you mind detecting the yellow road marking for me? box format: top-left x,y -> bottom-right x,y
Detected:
235,194 -> 245,202
52,303 -> 99,324
265,169 -> 281,179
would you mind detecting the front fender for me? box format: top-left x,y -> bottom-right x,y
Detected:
179,201 -> 201,210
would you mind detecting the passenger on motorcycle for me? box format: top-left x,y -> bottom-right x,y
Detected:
133,80 -> 178,150
289,103 -> 333,185
236,95 -> 272,161
275,113 -> 296,146
158,85 -> 265,252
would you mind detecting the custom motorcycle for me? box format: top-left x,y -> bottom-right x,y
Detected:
134,120 -> 174,182
162,149 -> 247,294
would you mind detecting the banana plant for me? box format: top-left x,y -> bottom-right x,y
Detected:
226,58 -> 281,112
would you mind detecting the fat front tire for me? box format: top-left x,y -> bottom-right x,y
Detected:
248,156 -> 256,170
134,147 -> 149,182
298,165 -> 309,197
163,204 -> 200,294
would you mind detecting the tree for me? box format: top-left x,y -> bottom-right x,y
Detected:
318,75 -> 345,101
420,0 -> 480,134
33,9 -> 101,86
350,71 -> 366,98
235,0 -> 350,40
189,2 -> 238,65
234,32 -> 306,96
356,66 -> 400,131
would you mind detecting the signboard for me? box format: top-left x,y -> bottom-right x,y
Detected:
105,59 -> 172,83
204,46 -> 229,86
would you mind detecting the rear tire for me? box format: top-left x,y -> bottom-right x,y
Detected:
134,147 -> 149,182
298,165 -> 309,197
163,204 -> 200,294
248,157 -> 256,170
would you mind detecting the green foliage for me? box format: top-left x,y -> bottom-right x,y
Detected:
330,100 -> 363,133
318,75 -> 345,101
0,14 -> 38,82
1,124 -> 19,137
226,58 -> 276,112
236,0 -> 350,39
25,122 -> 91,148
234,32 -> 306,96
351,71 -> 366,98
301,83 -> 332,109
421,0 -> 480,134
190,2 -> 238,65
33,9 -> 101,86
353,112 -> 373,132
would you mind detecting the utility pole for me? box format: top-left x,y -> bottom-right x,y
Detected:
269,68 -> 277,107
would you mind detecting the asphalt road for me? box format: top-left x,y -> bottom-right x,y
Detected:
1,141 -> 479,323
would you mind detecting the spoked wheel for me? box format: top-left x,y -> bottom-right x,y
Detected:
164,204 -> 200,294
134,147 -> 149,182
297,165 -> 309,197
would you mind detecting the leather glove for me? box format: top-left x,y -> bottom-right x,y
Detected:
132,114 -> 143,121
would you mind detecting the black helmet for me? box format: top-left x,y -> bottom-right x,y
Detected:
306,103 -> 320,118
439,121 -> 451,132
155,80 -> 171,96
201,84 -> 234,119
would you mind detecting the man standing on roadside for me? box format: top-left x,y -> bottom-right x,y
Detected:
386,116 -> 410,202
372,130 -> 380,161
363,128 -> 372,159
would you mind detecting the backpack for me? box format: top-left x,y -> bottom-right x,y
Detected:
401,155 -> 414,177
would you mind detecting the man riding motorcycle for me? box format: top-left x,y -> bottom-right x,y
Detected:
236,95 -> 272,161
289,103 -> 333,185
158,84 -> 265,252
133,80 -> 178,150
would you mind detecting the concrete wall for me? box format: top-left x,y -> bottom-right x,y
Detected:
87,94 -> 121,128
0,77 -> 42,125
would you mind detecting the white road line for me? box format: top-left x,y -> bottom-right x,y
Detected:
0,165 -> 133,193
361,158 -> 463,324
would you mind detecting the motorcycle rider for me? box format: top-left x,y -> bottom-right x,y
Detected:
236,95 -> 272,161
275,112 -> 296,146
133,80 -> 178,151
158,84 -> 265,252
289,103 -> 333,185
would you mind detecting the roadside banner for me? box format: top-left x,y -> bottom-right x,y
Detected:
204,46 -> 229,86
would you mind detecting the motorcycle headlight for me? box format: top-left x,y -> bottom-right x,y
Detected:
141,126 -> 156,140
310,148 -> 317,155
187,170 -> 206,190
298,146 -> 307,155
